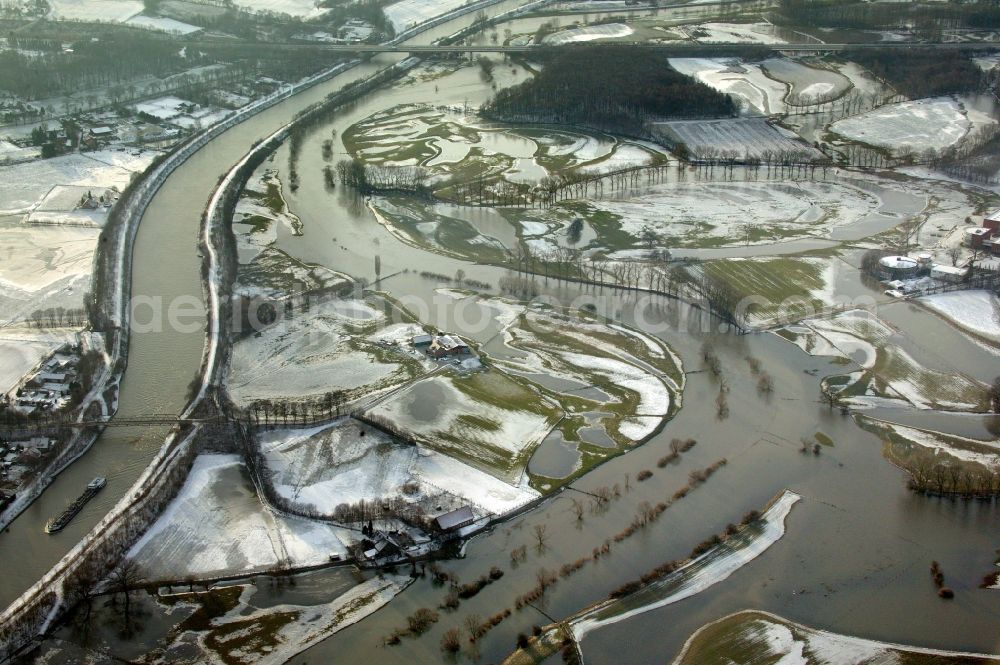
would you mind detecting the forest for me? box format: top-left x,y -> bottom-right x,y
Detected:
481,45 -> 737,137
0,28 -> 343,101
843,48 -> 985,99
777,0 -> 1000,31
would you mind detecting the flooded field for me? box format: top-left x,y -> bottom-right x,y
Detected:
16,0 -> 1000,662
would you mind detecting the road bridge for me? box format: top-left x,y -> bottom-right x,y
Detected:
186,41 -> 1000,54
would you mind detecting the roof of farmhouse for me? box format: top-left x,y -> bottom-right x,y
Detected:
434,506 -> 475,530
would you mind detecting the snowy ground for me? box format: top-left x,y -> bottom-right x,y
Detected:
669,57 -> 789,115
572,491 -> 801,641
260,419 -> 540,515
877,421 -> 1000,469
673,610 -> 1000,665
0,329 -> 79,394
47,0 -> 142,22
830,97 -> 991,155
542,23 -> 634,44
0,220 -> 100,325
919,290 -> 1000,344
364,370 -> 560,479
655,117 -> 818,160
124,13 -> 202,33
686,22 -> 788,45
785,310 -> 989,412
227,297 -> 423,407
0,150 -> 156,216
129,454 -> 356,581
383,0 -> 468,33
573,179 -> 881,249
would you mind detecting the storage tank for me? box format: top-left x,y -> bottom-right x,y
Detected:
878,255 -> 919,280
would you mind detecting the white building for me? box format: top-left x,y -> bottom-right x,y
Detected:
930,264 -> 969,283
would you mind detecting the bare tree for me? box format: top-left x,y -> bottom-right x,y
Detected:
533,523 -> 548,549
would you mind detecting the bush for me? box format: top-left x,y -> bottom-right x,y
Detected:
938,587 -> 954,599
610,581 -> 643,598
636,469 -> 653,481
441,628 -> 461,654
440,592 -> 460,610
517,633 -> 530,649
407,608 -> 439,635
657,452 -> 678,467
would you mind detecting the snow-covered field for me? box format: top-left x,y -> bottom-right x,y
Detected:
260,419 -> 540,515
673,610 -> 1000,665
224,0 -> 326,17
227,297 -> 421,407
686,22 -> 787,45
47,0 -> 141,21
572,491 -> 801,641
920,290 -> 1000,343
384,0 -> 468,33
0,329 -> 79,394
365,371 -> 559,474
577,143 -> 657,175
830,97 -> 986,155
542,23 -> 634,44
573,179 -> 880,248
656,117 -> 819,160
0,221 -> 100,324
880,421 -> 1000,469
129,454 -> 355,580
0,151 -> 154,215
669,58 -> 789,115
786,310 -> 988,411
124,13 -> 202,33
137,574 -> 411,665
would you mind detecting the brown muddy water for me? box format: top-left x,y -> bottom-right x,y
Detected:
24,2 -> 1000,662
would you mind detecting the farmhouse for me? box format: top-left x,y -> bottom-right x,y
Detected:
427,334 -> 471,359
434,505 -> 475,532
962,211 -> 1000,255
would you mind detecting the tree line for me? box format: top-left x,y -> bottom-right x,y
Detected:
777,0 -> 1000,32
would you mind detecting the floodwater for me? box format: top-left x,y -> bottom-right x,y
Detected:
20,1 -> 1000,662
243,50 -> 1000,660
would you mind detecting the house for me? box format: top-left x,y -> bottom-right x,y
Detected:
35,372 -> 67,384
965,226 -> 992,248
411,334 -> 434,348
931,264 -> 969,283
427,335 -> 471,359
21,437 -> 53,452
434,505 -> 475,532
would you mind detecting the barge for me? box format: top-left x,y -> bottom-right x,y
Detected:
45,477 -> 106,533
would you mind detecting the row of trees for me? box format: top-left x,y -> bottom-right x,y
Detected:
246,391 -> 351,426
23,306 -> 88,329
335,158 -> 431,195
